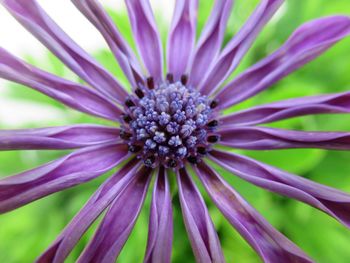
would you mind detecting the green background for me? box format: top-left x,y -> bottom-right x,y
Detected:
1,0 -> 350,262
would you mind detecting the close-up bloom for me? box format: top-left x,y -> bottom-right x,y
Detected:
1,0 -> 350,262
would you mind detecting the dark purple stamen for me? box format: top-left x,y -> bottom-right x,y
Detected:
122,114 -> 132,123
166,73 -> 174,83
135,88 -> 144,98
207,120 -> 219,128
197,146 -> 207,155
125,99 -> 135,107
207,135 -> 220,143
187,155 -> 199,164
210,100 -> 218,109
181,74 -> 188,85
147,77 -> 155,89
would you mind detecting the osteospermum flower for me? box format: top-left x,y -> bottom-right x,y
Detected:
1,0 -> 350,262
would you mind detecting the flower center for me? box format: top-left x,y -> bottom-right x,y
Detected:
120,74 -> 219,169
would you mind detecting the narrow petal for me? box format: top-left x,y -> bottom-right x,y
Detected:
195,162 -> 313,263
125,0 -> 163,81
199,0 -> 284,95
0,144 -> 129,214
0,124 -> 120,150
37,159 -> 142,263
0,48 -> 123,120
210,150 -> 350,229
2,0 -> 129,103
72,0 -> 144,86
177,168 -> 225,263
167,0 -> 198,79
189,0 -> 233,87
218,126 -> 350,150
215,16 -> 350,110
77,167 -> 152,263
144,167 -> 173,263
219,91 -> 350,126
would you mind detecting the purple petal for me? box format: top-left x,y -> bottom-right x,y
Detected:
195,162 -> 313,263
219,91 -> 350,126
177,168 -> 225,263
37,159 -> 142,263
167,0 -> 198,80
0,143 -> 129,214
72,0 -> 144,87
77,167 -> 151,263
210,150 -> 350,229
199,0 -> 284,95
1,0 -> 129,103
0,48 -> 123,121
125,0 -> 163,81
215,16 -> 350,110
0,124 -> 120,150
218,126 -> 350,150
144,167 -> 173,263
189,0 -> 233,87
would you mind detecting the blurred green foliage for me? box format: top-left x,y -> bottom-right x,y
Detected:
1,0 -> 350,262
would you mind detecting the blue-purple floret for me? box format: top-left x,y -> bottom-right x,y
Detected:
120,80 -> 218,168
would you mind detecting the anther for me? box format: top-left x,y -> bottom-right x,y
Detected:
210,100 -> 218,109
207,120 -> 219,128
135,88 -> 144,98
187,155 -> 199,164
120,130 -> 132,140
167,159 -> 177,168
207,135 -> 220,143
122,114 -> 132,123
128,144 -> 142,153
125,99 -> 135,107
166,73 -> 174,83
181,74 -> 188,85
147,77 -> 155,90
197,146 -> 207,155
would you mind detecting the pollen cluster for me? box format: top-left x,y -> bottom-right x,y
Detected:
120,75 -> 219,168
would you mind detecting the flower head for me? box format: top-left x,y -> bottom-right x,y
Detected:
121,80 -> 216,168
0,0 -> 350,262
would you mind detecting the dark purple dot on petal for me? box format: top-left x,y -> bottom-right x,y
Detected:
181,74 -> 188,85
207,120 -> 218,128
207,135 -> 220,143
210,100 -> 218,109
166,73 -> 174,83
125,99 -> 135,107
122,114 -> 132,123
135,88 -> 144,98
197,146 -> 207,155
187,155 -> 199,164
147,77 -> 155,90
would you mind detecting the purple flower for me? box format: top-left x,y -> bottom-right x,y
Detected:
0,0 -> 350,262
